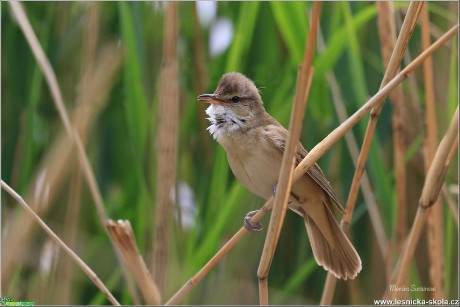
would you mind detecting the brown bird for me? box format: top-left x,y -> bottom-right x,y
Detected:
197,72 -> 361,280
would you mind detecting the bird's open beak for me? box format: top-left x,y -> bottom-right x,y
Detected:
197,94 -> 224,105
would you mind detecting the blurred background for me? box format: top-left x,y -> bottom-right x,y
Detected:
1,1 -> 458,305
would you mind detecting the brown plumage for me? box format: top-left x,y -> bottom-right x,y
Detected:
197,72 -> 361,280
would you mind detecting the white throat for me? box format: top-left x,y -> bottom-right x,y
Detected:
205,105 -> 248,141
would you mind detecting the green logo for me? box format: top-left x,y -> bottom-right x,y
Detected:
0,297 -> 35,306
0,297 -> 12,305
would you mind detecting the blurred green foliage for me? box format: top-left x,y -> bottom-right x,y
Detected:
1,1 -> 458,305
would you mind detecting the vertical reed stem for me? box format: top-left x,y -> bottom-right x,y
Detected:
421,3 -> 445,299
257,3 -> 321,304
153,1 -> 180,296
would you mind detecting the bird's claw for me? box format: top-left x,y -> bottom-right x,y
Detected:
243,210 -> 263,232
272,184 -> 277,196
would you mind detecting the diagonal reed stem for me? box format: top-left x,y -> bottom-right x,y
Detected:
257,2 -> 321,305
165,23 -> 458,306
9,0 -> 107,226
1,181 -> 120,306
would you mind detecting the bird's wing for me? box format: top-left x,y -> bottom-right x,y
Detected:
263,124 -> 345,213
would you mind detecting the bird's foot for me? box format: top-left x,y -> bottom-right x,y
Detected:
243,210 -> 263,232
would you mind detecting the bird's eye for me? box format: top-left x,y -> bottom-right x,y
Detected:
231,96 -> 240,103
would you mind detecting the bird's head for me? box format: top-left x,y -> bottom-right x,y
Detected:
197,72 -> 266,139
197,72 -> 266,118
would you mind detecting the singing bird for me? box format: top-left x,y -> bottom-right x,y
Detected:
197,72 -> 361,280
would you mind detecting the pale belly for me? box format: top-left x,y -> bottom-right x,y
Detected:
227,150 -> 283,200
216,130 -> 283,199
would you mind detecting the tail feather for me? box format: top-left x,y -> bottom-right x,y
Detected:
304,204 -> 362,280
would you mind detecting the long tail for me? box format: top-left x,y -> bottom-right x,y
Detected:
304,204 -> 362,280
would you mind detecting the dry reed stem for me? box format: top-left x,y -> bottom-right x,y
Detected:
421,4 -> 445,299
8,0 -> 108,224
257,67 -> 313,305
386,107 -> 458,300
153,1 -> 179,296
257,3 -> 321,304
258,277 -> 269,306
319,3 -> 423,304
256,2 -> 320,269
165,24 -> 458,306
1,44 -> 122,285
107,220 -> 162,305
1,181 -> 120,306
377,1 -> 408,254
257,68 -> 313,305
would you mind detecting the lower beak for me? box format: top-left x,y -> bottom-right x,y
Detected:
197,94 -> 224,105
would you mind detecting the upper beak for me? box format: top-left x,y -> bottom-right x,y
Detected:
197,94 -> 224,105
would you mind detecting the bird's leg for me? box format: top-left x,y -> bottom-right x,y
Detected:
243,210 -> 263,232
243,183 -> 290,231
